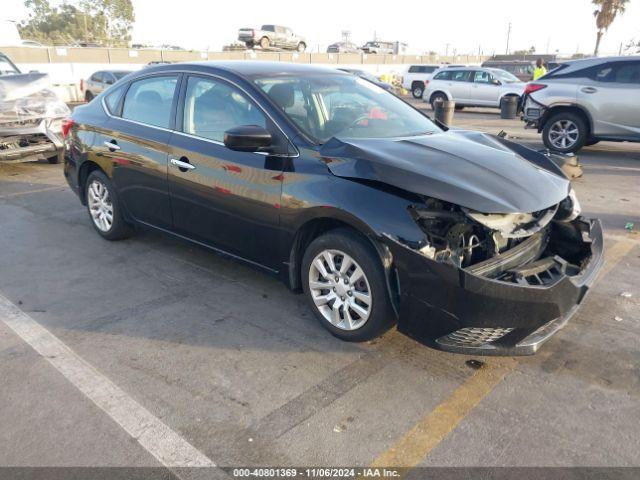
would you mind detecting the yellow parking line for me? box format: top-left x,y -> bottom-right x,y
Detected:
370,238 -> 637,470
0,186 -> 65,199
371,358 -> 517,468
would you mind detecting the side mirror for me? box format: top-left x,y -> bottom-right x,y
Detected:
105,79 -> 114,85
492,78 -> 502,86
224,125 -> 272,153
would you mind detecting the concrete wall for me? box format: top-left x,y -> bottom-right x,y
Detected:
2,46 -> 489,102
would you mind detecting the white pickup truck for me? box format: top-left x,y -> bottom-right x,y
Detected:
238,25 -> 306,52
402,64 -> 441,98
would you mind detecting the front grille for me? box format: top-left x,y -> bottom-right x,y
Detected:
497,255 -> 577,286
438,327 -> 514,347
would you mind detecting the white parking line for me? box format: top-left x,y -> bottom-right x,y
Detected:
0,293 -> 215,468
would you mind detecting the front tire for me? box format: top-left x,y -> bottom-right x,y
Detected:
85,170 -> 132,240
302,229 -> 396,342
85,91 -> 94,102
430,92 -> 447,110
543,112 -> 587,153
259,37 -> 270,49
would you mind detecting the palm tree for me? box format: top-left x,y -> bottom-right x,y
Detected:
592,0 -> 629,56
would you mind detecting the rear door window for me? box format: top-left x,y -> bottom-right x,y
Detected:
122,75 -> 178,129
104,84 -> 127,115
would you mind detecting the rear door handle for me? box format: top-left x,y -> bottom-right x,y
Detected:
581,87 -> 597,94
170,157 -> 196,171
103,140 -> 120,151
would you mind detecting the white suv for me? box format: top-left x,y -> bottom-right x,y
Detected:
423,67 -> 525,110
402,65 -> 440,98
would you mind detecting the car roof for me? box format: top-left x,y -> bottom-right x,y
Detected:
139,61 -> 346,80
553,55 -> 639,74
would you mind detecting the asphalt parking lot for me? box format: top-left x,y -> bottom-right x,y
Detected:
1,102 -> 639,477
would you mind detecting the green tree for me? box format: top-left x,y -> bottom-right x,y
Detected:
19,0 -> 134,47
592,0 -> 629,56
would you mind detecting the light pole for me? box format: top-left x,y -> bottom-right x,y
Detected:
506,22 -> 512,54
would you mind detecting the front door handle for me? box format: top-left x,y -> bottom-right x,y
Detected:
103,140 -> 120,151
581,86 -> 597,94
170,157 -> 196,171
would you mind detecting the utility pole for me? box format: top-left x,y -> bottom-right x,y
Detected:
505,22 -> 512,54
445,43 -> 450,57
546,37 -> 550,54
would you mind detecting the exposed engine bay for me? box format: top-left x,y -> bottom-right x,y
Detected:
410,190 -> 587,277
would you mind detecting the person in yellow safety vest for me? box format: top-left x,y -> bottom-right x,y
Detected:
533,58 -> 547,80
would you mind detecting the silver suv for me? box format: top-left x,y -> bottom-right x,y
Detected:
522,56 -> 640,153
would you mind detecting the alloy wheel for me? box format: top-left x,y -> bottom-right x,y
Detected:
548,119 -> 579,150
87,179 -> 113,232
308,249 -> 372,331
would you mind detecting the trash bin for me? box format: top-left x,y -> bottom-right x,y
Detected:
500,96 -> 518,119
434,100 -> 455,126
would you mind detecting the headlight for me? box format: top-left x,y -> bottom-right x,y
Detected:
555,188 -> 581,222
463,204 -> 558,239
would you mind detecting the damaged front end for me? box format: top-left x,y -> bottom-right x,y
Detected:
383,193 -> 603,356
0,73 -> 70,164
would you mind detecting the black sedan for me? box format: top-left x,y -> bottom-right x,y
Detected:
63,62 -> 603,355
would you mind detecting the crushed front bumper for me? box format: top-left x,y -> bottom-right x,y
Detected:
0,119 -> 64,163
383,218 -> 604,356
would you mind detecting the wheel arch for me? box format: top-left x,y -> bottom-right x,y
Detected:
287,215 -> 400,316
429,90 -> 450,103
77,160 -> 106,205
539,104 -> 593,136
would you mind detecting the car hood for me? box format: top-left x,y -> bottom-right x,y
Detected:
0,72 -> 70,129
319,130 -> 570,213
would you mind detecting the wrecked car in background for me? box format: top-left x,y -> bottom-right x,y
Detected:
63,62 -> 603,356
0,52 -> 70,164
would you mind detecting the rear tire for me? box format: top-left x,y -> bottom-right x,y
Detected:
454,105 -> 464,111
85,91 -> 94,102
543,112 -> 588,153
411,82 -> 424,99
260,37 -> 270,49
430,92 -> 447,110
302,229 -> 396,342
47,155 -> 60,164
85,170 -> 133,241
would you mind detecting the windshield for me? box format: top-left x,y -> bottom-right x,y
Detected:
491,69 -> 520,83
255,74 -> 439,143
